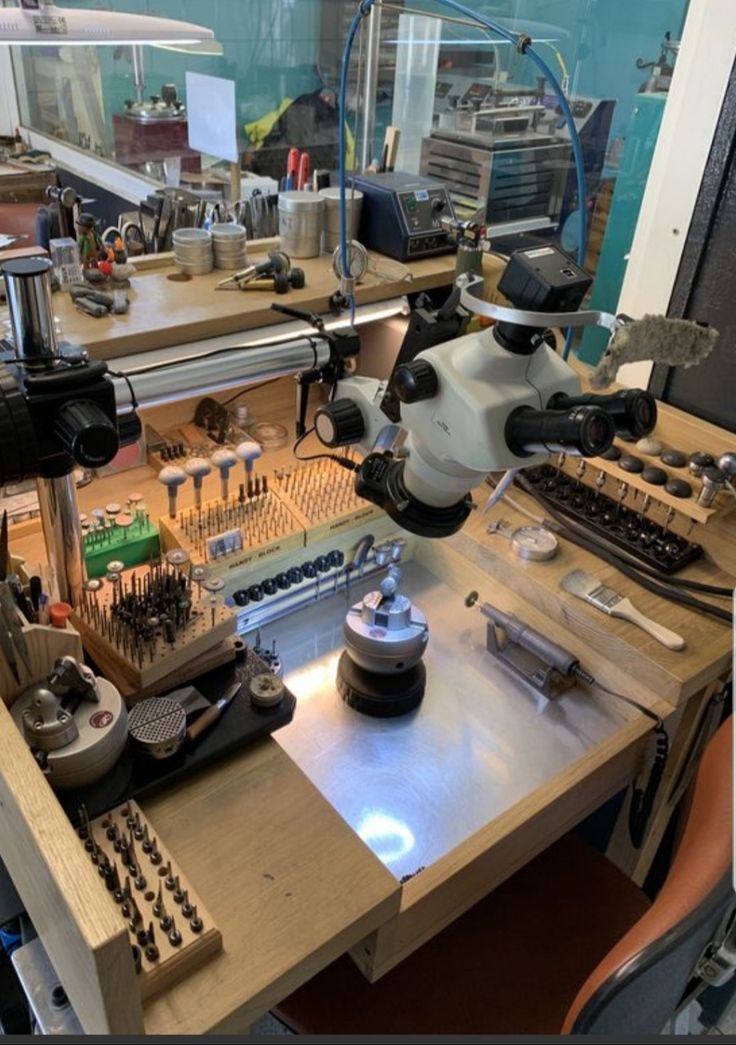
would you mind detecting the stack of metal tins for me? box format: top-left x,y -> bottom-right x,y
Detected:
172,228 -> 213,275
211,223 -> 248,269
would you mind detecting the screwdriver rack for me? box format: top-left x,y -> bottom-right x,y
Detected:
78,800 -> 221,1001
71,564 -> 235,694
522,463 -> 703,574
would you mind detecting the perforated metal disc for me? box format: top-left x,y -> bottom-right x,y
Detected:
166,549 -> 190,567
203,577 -> 225,592
128,698 -> 186,758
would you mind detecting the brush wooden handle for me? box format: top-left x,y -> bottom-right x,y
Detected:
610,598 -> 685,650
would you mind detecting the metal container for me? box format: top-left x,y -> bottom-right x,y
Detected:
319,187 -> 363,252
173,228 -> 213,274
2,257 -> 59,365
278,191 -> 325,258
211,223 -> 247,270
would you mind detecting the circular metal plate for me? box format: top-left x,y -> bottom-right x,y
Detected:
203,577 -> 225,593
510,526 -> 559,562
166,549 -> 190,567
249,673 -> 285,708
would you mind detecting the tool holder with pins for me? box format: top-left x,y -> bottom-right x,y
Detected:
158,483 -> 305,579
81,499 -> 159,579
547,426 -> 736,531
77,800 -> 221,1000
159,453 -> 381,579
271,455 -> 381,544
520,460 -> 705,575
71,561 -> 235,696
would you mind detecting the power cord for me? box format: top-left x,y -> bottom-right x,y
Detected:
572,666 -> 669,848
292,425 -> 358,471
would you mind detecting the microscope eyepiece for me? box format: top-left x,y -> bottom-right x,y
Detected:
505,404 -> 615,458
547,388 -> 657,440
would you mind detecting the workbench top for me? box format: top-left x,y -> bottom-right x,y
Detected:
4,352 -> 734,1033
46,247 -> 458,360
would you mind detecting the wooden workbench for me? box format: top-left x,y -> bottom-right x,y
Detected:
49,246 -> 458,360
2,282 -> 734,1031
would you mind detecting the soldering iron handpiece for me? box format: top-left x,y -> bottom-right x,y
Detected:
478,601 -> 580,678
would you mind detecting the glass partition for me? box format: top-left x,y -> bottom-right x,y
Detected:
9,0 -> 690,358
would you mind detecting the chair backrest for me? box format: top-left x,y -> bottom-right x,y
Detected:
562,717 -> 734,1034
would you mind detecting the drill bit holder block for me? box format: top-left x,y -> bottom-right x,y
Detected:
272,459 -> 381,545
77,800 -> 221,1001
71,565 -> 236,695
158,490 -> 305,579
83,515 -> 160,580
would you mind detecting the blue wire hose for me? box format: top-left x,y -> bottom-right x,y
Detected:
337,0 -> 588,359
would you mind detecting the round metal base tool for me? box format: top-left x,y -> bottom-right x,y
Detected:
249,673 -> 285,708
343,579 -> 428,676
339,570 -> 429,718
128,698 -> 187,760
336,651 -> 426,718
511,526 -> 559,562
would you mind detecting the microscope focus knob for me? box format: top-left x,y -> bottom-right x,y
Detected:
314,399 -> 365,448
394,360 -> 438,404
54,400 -> 119,468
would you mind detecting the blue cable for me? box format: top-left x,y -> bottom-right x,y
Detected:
337,0 -> 588,358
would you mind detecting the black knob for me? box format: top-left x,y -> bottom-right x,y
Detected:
233,589 -> 250,607
327,549 -> 345,568
314,399 -> 365,448
287,566 -> 303,584
315,555 -> 330,573
394,360 -> 439,404
301,562 -> 317,579
263,578 -> 278,596
431,197 -> 446,213
248,584 -> 264,602
54,400 -> 119,468
276,572 -> 290,590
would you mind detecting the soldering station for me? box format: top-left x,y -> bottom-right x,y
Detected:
0,0 -> 733,1039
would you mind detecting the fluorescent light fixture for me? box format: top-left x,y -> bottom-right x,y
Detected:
0,0 -> 215,47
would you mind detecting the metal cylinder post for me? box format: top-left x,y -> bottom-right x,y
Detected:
3,258 -> 59,366
36,475 -> 85,607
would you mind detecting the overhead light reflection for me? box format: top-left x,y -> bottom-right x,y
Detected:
357,811 -> 415,865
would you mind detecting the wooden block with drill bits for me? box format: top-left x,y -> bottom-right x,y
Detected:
71,561 -> 235,693
271,456 -> 381,545
77,801 -> 221,1000
158,438 -> 380,574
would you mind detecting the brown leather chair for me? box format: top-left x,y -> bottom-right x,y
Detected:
274,718 -> 733,1035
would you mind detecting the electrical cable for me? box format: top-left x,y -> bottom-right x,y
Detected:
218,377 -> 281,407
337,0 -> 588,346
572,666 -> 669,847
292,424 -> 358,470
